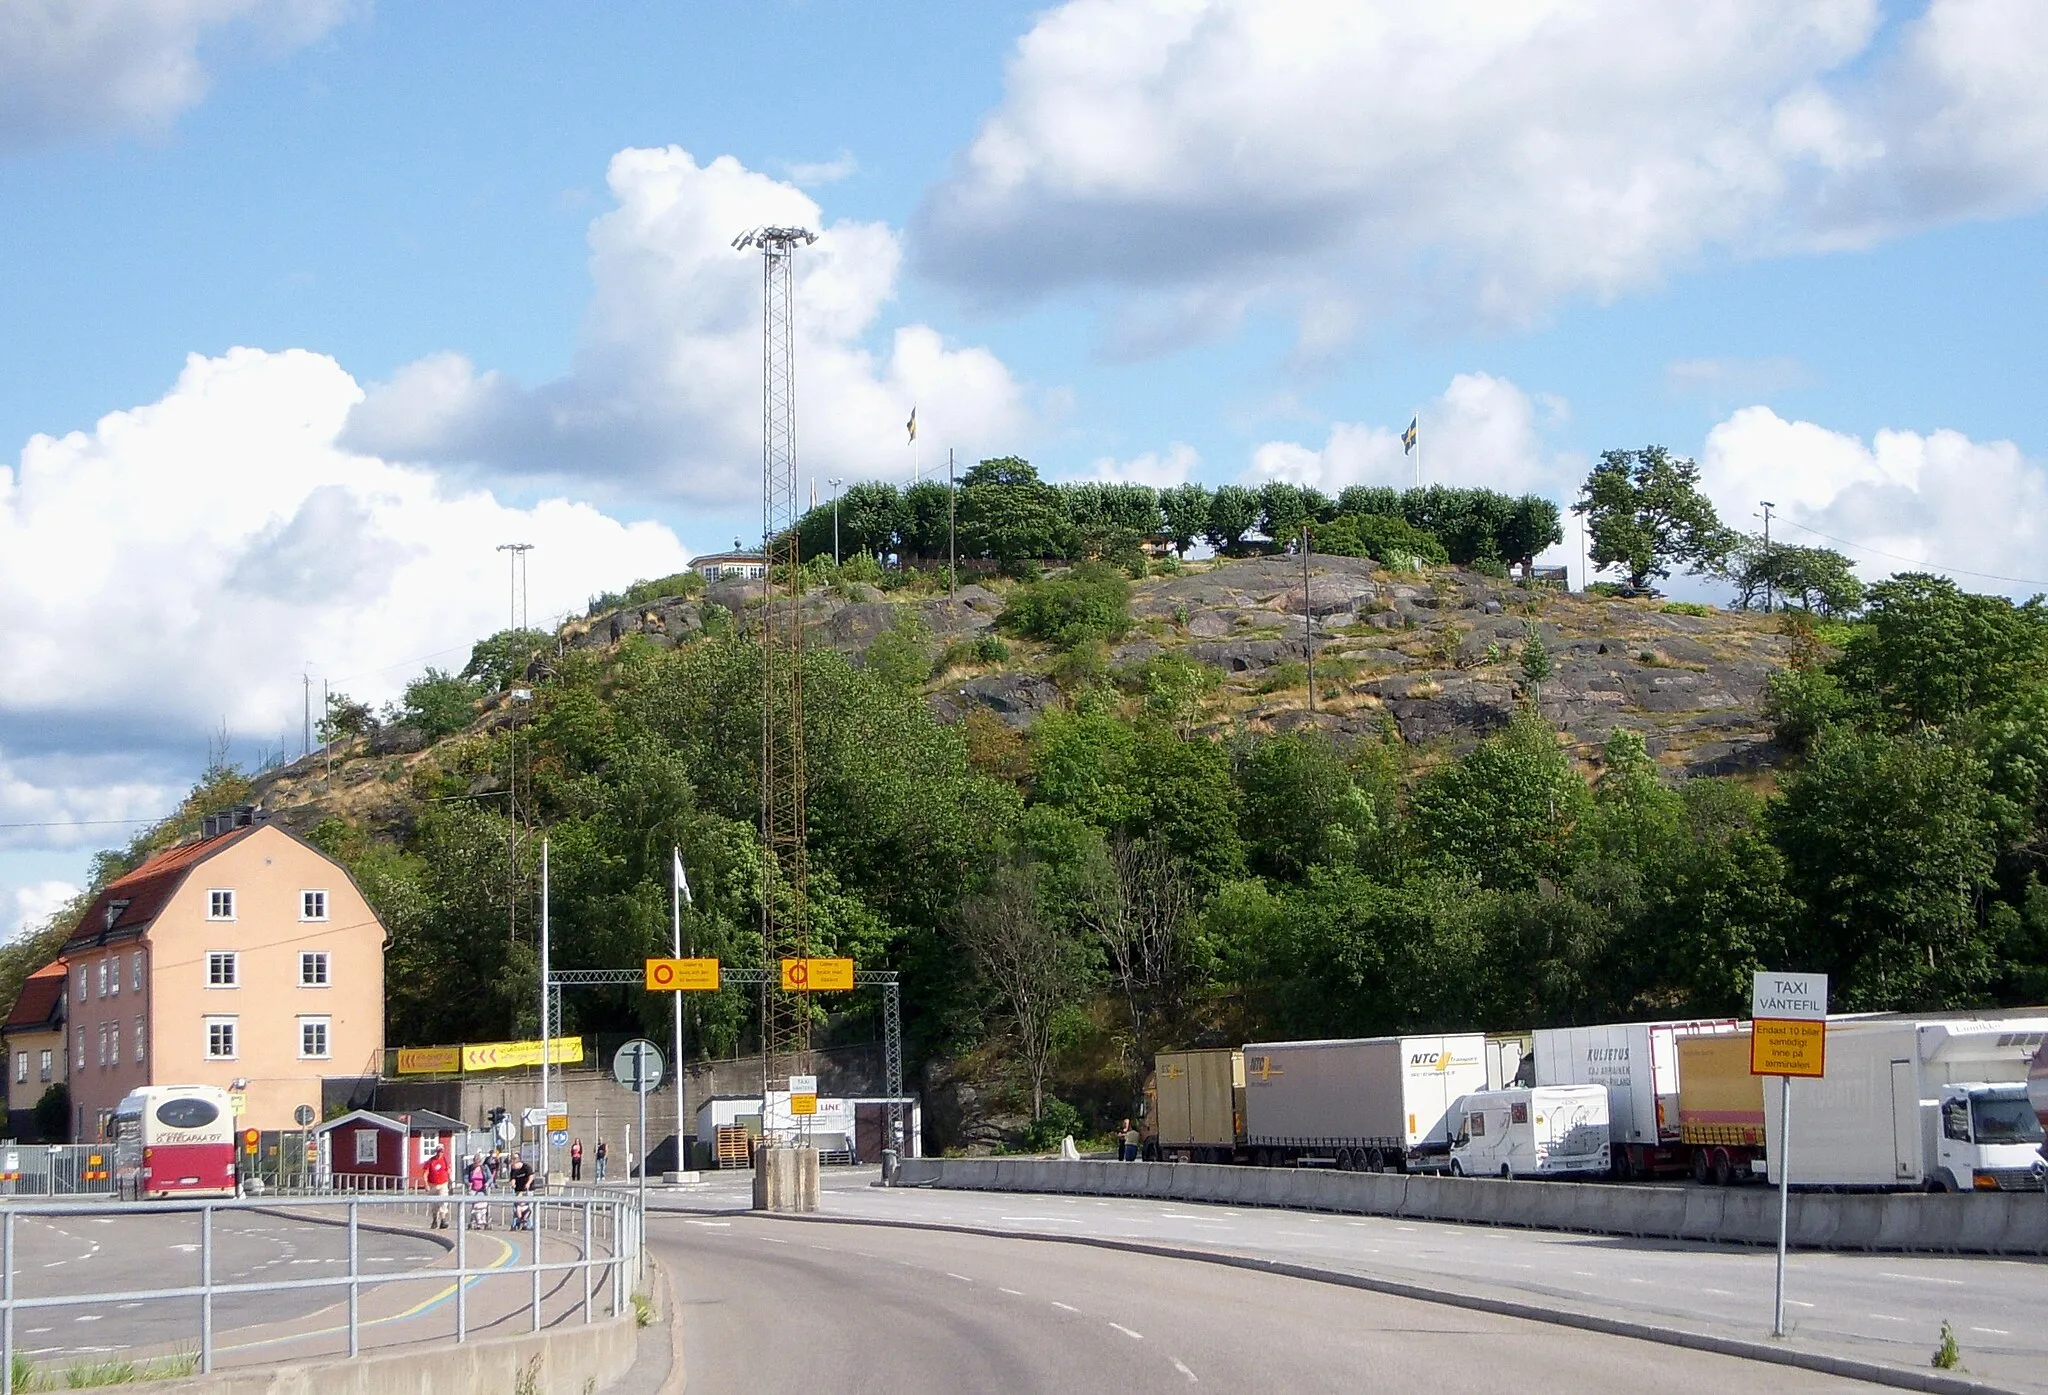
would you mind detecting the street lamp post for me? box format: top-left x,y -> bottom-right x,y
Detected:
828,478 -> 843,566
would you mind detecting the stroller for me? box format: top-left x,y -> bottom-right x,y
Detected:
465,1157 -> 492,1230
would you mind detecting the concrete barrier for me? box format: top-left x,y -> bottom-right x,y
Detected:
891,1157 -> 2048,1255
138,1311 -> 638,1395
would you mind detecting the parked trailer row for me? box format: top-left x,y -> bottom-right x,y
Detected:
1147,1013 -> 2048,1189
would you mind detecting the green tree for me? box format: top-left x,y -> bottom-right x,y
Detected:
1237,732 -> 1375,879
463,628 -> 553,691
1574,446 -> 1733,591
959,457 -> 1068,569
863,612 -> 934,689
1832,574 -> 2048,729
1519,622 -> 1553,701
899,479 -> 954,563
1204,485 -> 1261,555
1000,563 -> 1132,650
958,858 -> 1100,1120
33,1083 -> 68,1142
1158,483 -> 1212,557
1726,542 -> 1864,616
1409,710 -> 1590,890
317,691 -> 376,742
399,668 -> 482,740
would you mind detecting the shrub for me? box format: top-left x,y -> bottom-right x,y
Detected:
400,669 -> 482,741
864,613 -> 934,689
840,552 -> 887,586
1023,1096 -> 1087,1152
1314,512 -> 1450,567
1000,563 -> 1132,650
1256,661 -> 1307,694
973,634 -> 1010,664
1050,639 -> 1110,689
621,572 -> 703,606
1661,601 -> 1714,617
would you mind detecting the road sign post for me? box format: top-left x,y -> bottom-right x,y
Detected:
613,1038 -> 665,1250
1751,971 -> 1828,1339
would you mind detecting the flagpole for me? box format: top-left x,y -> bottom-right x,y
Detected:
671,849 -> 688,1179
1414,407 -> 1421,489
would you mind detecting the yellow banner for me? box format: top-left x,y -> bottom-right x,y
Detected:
1750,1019 -> 1826,1078
645,957 -> 721,992
780,957 -> 855,992
396,1046 -> 462,1075
462,1036 -> 586,1073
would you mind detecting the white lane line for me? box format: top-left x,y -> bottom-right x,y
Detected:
1879,1271 -> 1965,1286
1000,1216 -> 1086,1224
761,1237 -> 789,1245
24,1329 -> 48,1336
1867,1314 -> 1907,1324
74,1316 -> 101,1323
1051,1301 -> 1080,1313
1109,1323 -> 1143,1341
946,1273 -> 973,1283
683,1220 -> 730,1228
1971,1327 -> 2011,1336
999,1288 -> 1025,1296
1787,1301 -> 1815,1309
1702,1288 -> 1734,1297
1173,1358 -> 1199,1384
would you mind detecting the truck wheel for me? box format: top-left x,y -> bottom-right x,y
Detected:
1691,1150 -> 1713,1185
1365,1148 -> 1385,1173
1926,1176 -> 1950,1194
1614,1148 -> 1636,1182
1499,1165 -> 1514,1180
1711,1150 -> 1735,1187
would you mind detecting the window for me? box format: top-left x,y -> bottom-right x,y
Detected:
131,951 -> 143,992
207,952 -> 237,987
74,965 -> 85,1003
299,1017 -> 330,1059
39,1050 -> 51,1083
1511,1101 -> 1530,1125
205,1018 -> 237,1060
134,1017 -> 145,1065
73,1028 -> 83,1070
301,890 -> 328,921
96,961 -> 107,998
96,1023 -> 108,1067
107,955 -> 118,997
207,889 -> 235,920
300,952 -> 330,987
108,1024 -> 118,1067
1943,1096 -> 1971,1143
1468,1111 -> 1487,1138
353,1128 -> 379,1165
14,1052 -> 24,1084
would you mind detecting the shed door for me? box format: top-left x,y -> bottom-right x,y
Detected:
1889,1059 -> 1918,1181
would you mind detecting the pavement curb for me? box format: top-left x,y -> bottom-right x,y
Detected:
654,1257 -> 686,1395
744,1209 -> 2021,1395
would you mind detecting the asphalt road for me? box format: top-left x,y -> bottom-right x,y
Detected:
655,1167 -> 2048,1391
655,1212 -> 1885,1393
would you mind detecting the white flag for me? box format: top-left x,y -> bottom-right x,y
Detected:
673,848 -> 693,905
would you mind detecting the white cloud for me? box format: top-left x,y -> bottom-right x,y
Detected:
917,0 -> 2048,347
1069,442 -> 1199,488
0,347 -> 691,783
8,879 -> 78,941
347,147 -> 1032,508
784,151 -> 860,186
0,749 -> 178,852
1699,407 -> 2048,597
0,0 -> 356,151
1247,372 -> 1575,500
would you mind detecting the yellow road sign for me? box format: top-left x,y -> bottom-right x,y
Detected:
790,1094 -> 818,1116
1750,1018 -> 1827,1078
546,1113 -> 569,1134
645,957 -> 721,992
396,1046 -> 462,1075
780,957 -> 855,992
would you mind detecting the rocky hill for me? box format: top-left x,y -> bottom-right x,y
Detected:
247,554 -> 1789,837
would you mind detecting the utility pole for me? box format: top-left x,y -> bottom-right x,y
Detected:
1302,523 -> 1315,714
497,543 -> 534,631
948,448 -> 957,597
1758,501 -> 1776,612
302,672 -> 312,760
828,478 -> 843,566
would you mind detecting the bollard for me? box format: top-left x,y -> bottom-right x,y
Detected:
347,1200 -> 360,1357
199,1205 -> 214,1373
881,1148 -> 898,1184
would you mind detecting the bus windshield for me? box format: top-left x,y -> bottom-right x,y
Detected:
1971,1092 -> 2046,1145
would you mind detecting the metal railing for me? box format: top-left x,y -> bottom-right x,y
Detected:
0,1145 -> 118,1198
0,1191 -> 641,1393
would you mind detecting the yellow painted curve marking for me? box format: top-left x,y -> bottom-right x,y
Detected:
214,1231 -> 523,1355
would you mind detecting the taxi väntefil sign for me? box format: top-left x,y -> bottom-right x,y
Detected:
1750,971 -> 1828,1078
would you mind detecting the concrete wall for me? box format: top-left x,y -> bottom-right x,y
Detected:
139,1310 -> 636,1395
892,1157 -> 2048,1256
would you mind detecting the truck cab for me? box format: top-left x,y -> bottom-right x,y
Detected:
1928,1083 -> 2047,1192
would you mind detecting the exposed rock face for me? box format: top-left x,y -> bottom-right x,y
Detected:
929,673 -> 1062,729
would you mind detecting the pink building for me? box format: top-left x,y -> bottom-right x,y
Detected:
58,809 -> 387,1140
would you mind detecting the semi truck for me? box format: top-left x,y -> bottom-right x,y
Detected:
1448,1084 -> 1609,1179
2032,1040 -> 2048,1155
1676,1032 -> 1767,1185
1242,1035 -> 1486,1172
1763,1017 -> 2048,1191
1149,1048 -> 1244,1163
1532,1018 -> 1739,1177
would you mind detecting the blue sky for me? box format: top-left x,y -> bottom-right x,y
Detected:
4,0 -> 2047,931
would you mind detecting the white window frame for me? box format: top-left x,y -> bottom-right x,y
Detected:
353,1129 -> 379,1165
107,955 -> 118,997
131,951 -> 143,992
13,1052 -> 24,1084
108,1023 -> 118,1067
298,1016 -> 331,1060
96,961 -> 107,998
206,952 -> 238,988
74,966 -> 85,1003
301,889 -> 328,922
38,1049 -> 51,1083
133,1016 -> 145,1065
73,1028 -> 83,1071
300,951 -> 330,988
207,889 -> 235,921
205,1016 -> 238,1060
96,1023 -> 107,1067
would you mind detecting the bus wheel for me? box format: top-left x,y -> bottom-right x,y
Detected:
1692,1150 -> 1713,1185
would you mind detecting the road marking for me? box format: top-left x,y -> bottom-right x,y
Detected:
1051,1301 -> 1079,1313
1788,1300 -> 1815,1309
73,1316 -> 100,1323
946,1273 -> 973,1283
683,1220 -> 730,1228
1172,1358 -> 1199,1384
1879,1271 -> 1965,1286
1970,1327 -> 2011,1336
24,1329 -> 48,1335
1108,1323 -> 1143,1341
1000,1216 -> 1085,1224
761,1236 -> 788,1244
999,1288 -> 1024,1296
1867,1314 -> 1906,1323
1703,1288 -> 1733,1296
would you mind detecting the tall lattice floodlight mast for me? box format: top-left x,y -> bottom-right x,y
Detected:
734,225 -> 818,1100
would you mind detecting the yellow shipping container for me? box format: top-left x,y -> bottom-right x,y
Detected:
1676,1033 -> 1765,1147
1153,1049 -> 1244,1160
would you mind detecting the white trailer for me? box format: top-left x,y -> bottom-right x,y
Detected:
1531,1018 -> 1739,1176
1241,1035 -> 1487,1172
1449,1085 -> 1610,1179
1763,1016 -> 2048,1191
2032,1040 -> 2048,1150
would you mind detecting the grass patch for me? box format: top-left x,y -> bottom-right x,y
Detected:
1255,661 -> 1307,694
631,1292 -> 655,1328
1660,601 -> 1714,616
13,1349 -> 201,1390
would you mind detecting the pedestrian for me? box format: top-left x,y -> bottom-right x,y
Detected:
1120,1118 -> 1140,1162
594,1139 -> 608,1180
509,1154 -> 535,1229
466,1154 -> 491,1229
570,1137 -> 584,1182
424,1148 -> 451,1229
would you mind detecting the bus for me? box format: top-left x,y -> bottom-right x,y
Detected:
111,1086 -> 239,1199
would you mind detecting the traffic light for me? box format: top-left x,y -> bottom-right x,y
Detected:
487,1107 -> 508,1127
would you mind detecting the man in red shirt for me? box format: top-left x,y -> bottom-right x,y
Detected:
424,1149 -> 452,1229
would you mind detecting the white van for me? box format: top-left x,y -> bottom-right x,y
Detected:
1449,1085 -> 1610,1179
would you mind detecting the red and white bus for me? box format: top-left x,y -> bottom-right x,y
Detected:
111,1086 -> 239,1199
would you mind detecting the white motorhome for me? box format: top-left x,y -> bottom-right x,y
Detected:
1449,1085 -> 1610,1179
1764,1017 -> 2048,1191
1531,1018 -> 1739,1176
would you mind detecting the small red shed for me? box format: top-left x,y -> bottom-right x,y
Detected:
318,1108 -> 466,1189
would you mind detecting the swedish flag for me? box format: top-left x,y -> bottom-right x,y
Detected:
1401,417 -> 1418,454
906,406 -> 918,443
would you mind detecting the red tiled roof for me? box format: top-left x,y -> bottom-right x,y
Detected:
61,826 -> 256,955
4,960 -> 67,1033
